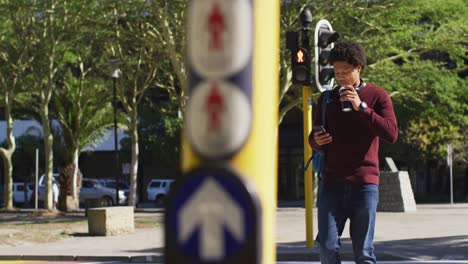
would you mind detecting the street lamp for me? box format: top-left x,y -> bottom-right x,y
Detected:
110,58 -> 121,206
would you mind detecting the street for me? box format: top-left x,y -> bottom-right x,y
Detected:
2,261 -> 468,264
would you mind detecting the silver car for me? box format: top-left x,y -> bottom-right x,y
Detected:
80,178 -> 126,206
99,178 -> 139,204
13,182 -> 33,204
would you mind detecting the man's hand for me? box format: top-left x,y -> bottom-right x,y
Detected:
339,85 -> 362,111
314,130 -> 332,146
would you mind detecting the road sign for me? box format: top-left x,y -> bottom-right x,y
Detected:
186,81 -> 251,159
188,0 -> 252,79
122,163 -> 130,175
186,0 -> 253,161
165,167 -> 261,264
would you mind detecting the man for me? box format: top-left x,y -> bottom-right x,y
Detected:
309,40 -> 398,264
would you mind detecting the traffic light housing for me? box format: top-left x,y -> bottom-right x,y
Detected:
314,19 -> 340,91
291,47 -> 311,85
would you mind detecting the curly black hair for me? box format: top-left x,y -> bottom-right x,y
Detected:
329,41 -> 367,69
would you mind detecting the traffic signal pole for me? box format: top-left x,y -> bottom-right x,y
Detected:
299,9 -> 315,249
288,13 -> 340,251
302,84 -> 314,248
170,1 -> 280,263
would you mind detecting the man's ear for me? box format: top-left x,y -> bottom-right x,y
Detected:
356,64 -> 363,73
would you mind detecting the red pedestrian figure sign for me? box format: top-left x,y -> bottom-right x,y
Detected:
297,49 -> 304,63
207,3 -> 226,51
186,0 -> 253,159
206,84 -> 224,132
188,0 -> 252,79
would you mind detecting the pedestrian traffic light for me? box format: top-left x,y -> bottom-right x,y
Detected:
291,47 -> 311,85
314,19 -> 340,91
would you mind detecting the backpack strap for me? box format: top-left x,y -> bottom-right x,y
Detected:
321,89 -> 331,129
317,89 -> 331,179
304,89 -> 332,174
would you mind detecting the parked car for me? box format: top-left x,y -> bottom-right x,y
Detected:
13,182 -> 33,204
146,179 -> 174,205
80,178 -> 127,206
37,173 -> 59,206
99,178 -> 138,204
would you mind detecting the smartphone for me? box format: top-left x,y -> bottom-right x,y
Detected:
313,125 -> 326,135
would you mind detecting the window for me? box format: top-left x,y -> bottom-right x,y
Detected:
150,182 -> 161,188
82,181 -> 93,188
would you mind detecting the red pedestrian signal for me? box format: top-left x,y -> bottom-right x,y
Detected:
291,48 -> 310,85
297,49 -> 304,63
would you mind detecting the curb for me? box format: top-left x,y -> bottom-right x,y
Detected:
277,250 -> 408,262
0,251 -> 408,263
0,255 -> 164,263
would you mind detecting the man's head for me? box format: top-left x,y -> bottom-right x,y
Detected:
329,41 -> 367,87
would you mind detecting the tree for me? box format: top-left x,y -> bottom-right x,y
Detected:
0,0 -> 34,210
287,0 -> 467,196
328,0 -> 467,164
121,102 -> 182,170
48,0 -> 115,211
23,0 -> 89,210
53,59 -> 114,211
101,0 -> 169,206
148,1 -> 188,113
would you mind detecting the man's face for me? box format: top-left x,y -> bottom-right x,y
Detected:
333,61 -> 362,87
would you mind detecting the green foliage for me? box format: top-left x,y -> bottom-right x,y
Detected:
120,102 -> 182,168
344,0 -> 468,163
283,0 -> 467,165
1,0 -> 466,186
50,0 -> 114,165
10,135 -> 44,181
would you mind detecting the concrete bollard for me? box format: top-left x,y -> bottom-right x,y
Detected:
88,206 -> 134,236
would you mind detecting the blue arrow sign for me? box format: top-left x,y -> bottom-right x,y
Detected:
165,167 -> 261,264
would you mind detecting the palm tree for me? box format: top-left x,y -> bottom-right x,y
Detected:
53,60 -> 113,211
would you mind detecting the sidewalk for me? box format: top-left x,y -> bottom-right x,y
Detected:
0,203 -> 466,262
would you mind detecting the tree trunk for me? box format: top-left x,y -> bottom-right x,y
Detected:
40,108 -> 54,211
1,154 -> 13,210
128,106 -> 139,207
72,149 -> 79,203
58,161 -> 82,211
0,93 -> 16,210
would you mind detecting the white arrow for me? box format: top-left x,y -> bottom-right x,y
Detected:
179,177 -> 245,261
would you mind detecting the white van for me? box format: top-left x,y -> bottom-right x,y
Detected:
13,182 -> 33,204
146,179 -> 174,205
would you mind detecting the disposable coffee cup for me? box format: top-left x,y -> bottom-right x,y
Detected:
339,87 -> 353,112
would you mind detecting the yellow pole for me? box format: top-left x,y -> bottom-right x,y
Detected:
182,0 -> 280,263
302,85 -> 314,248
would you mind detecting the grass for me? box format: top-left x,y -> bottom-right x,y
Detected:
0,210 -> 161,246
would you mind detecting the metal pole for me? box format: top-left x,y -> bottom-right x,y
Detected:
448,144 -> 453,205
300,9 -> 314,248
450,163 -> 453,205
113,77 -> 120,206
180,1 -> 279,262
35,148 -> 38,210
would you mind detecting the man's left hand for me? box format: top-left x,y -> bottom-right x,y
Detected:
339,85 -> 361,111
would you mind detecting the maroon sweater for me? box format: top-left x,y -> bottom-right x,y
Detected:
309,83 -> 398,185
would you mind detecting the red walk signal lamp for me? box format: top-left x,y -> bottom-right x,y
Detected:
292,47 -> 310,85
297,49 -> 304,63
